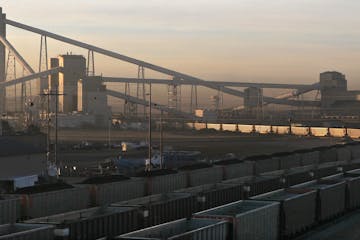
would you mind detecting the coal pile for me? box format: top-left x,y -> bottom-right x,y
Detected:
244,154 -> 272,161
80,175 -> 130,184
14,181 -> 73,194
214,158 -> 242,165
135,169 -> 178,177
178,163 -> 212,170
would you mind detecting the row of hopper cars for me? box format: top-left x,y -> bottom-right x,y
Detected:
3,169 -> 360,239
1,142 -> 360,239
2,168 -> 360,240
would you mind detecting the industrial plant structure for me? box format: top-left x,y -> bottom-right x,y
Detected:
0,8 -> 359,129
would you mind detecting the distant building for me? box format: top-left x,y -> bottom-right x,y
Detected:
320,71 -> 348,108
244,87 -> 263,110
48,57 -> 59,91
195,109 -> 217,122
244,87 -> 263,119
77,77 -> 104,113
47,55 -> 111,128
78,76 -> 111,127
56,54 -> 86,113
320,71 -> 360,114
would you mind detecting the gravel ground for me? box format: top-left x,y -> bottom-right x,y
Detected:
297,210 -> 360,240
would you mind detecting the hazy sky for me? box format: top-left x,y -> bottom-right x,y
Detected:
1,0 -> 360,108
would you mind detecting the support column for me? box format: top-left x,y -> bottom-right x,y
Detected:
190,84 -> 198,114
0,8 -> 6,114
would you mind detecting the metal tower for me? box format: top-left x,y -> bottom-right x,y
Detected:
39,35 -> 48,93
124,80 -> 136,118
38,35 -> 49,120
137,65 -> 146,118
168,77 -> 182,112
210,88 -> 223,111
5,50 -> 16,112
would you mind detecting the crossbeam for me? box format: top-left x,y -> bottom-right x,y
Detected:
102,76 -> 314,89
0,67 -> 62,88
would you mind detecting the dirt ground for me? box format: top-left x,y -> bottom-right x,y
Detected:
54,129 -> 342,168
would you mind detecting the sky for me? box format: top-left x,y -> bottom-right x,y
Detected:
1,0 -> 360,109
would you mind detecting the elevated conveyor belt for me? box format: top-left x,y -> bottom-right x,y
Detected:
106,89 -> 196,120
5,19 -> 319,107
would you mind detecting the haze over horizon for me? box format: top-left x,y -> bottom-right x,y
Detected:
0,0 -> 360,109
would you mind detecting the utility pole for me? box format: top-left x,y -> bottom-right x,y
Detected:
40,90 -> 51,168
46,90 -> 50,164
160,110 -> 164,169
108,117 -> 111,149
0,115 -> 2,136
55,86 -> 59,169
40,86 -> 64,175
148,79 -> 152,170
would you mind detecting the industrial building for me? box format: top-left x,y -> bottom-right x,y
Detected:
77,76 -> 111,126
320,71 -> 360,114
57,54 -> 86,113
46,55 -> 111,127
